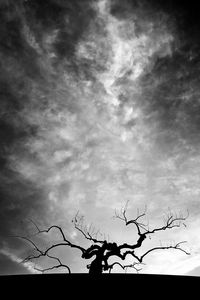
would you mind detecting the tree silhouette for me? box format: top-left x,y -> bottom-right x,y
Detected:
16,202 -> 190,274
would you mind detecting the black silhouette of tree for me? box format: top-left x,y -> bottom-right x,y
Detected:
16,202 -> 190,274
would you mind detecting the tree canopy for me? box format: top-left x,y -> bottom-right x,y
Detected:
15,202 -> 190,274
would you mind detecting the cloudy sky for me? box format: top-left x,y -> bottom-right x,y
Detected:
1,0 -> 200,275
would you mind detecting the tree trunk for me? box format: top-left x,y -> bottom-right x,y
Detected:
89,257 -> 103,274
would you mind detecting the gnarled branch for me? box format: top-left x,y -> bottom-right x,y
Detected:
113,203 -> 190,265
72,212 -> 106,244
12,221 -> 86,274
14,204 -> 190,274
108,261 -> 144,273
34,253 -> 71,274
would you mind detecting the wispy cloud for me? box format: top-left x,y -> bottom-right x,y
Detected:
0,248 -> 40,274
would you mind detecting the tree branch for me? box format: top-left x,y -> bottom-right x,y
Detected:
12,222 -> 86,272
108,261 -> 143,273
139,241 -> 190,262
143,209 -> 189,236
113,205 -> 190,265
72,212 -> 105,244
26,221 -> 86,253
114,201 -> 148,235
33,253 -> 71,273
14,206 -> 190,274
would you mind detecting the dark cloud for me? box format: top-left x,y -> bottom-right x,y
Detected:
109,0 -> 200,156
23,0 -> 96,72
0,2 -> 42,79
0,167 -> 47,238
139,44 -> 200,153
110,0 -> 200,27
0,0 -> 96,249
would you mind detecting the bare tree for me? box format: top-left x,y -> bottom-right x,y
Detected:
15,202 -> 190,274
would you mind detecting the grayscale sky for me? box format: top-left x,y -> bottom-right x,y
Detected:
1,0 -> 200,275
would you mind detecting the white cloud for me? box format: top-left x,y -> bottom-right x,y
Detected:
143,252 -> 200,276
0,249 -> 40,274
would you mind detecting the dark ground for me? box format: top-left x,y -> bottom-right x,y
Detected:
1,274 -> 199,298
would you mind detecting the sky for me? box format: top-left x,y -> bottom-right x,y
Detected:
1,0 -> 200,275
